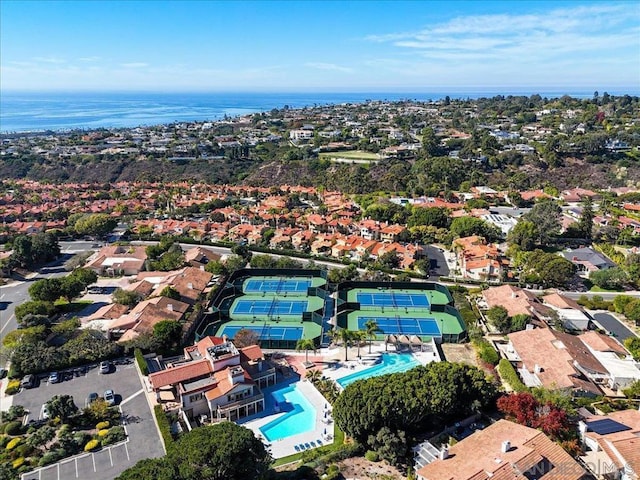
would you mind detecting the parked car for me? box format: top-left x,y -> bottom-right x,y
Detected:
42,404 -> 50,420
48,371 -> 59,384
104,389 -> 115,406
86,392 -> 99,406
99,361 -> 111,374
20,374 -> 35,389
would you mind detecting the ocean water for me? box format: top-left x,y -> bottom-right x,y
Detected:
0,89 -> 628,133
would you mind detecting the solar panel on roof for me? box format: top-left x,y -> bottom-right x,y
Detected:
586,418 -> 631,435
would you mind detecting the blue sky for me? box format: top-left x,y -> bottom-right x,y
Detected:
1,0 -> 639,92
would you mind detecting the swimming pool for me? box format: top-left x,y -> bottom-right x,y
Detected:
337,353 -> 420,388
259,383 -> 316,442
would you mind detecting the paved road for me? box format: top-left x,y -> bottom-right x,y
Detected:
563,291 -> 640,300
590,312 -> 637,342
0,254 -> 78,343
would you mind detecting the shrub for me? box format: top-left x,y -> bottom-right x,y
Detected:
73,432 -> 91,448
497,359 -> 528,393
84,439 -> 100,452
15,443 -> 34,458
39,450 -> 64,467
0,436 -> 10,448
103,426 -> 126,445
473,339 -> 499,366
134,348 -> 149,375
12,457 -> 25,469
4,421 -> 22,435
4,379 -> 21,396
6,437 -> 22,450
95,421 -> 110,431
98,429 -> 109,437
364,450 -> 380,462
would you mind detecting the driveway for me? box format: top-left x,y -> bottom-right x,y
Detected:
17,360 -> 164,480
590,311 -> 637,342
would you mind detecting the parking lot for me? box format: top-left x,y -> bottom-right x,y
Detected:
16,359 -> 165,480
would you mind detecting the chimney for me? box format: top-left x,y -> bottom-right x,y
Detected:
222,334 -> 228,343
501,440 -> 511,453
228,366 -> 244,385
188,282 -> 194,289
200,265 -> 205,271
534,364 -> 542,374
439,446 -> 449,460
511,291 -> 516,298
167,304 -> 173,312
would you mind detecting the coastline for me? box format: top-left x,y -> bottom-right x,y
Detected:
3,89 -> 638,134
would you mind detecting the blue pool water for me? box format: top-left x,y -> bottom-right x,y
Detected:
337,353 -> 420,388
259,384 -> 316,442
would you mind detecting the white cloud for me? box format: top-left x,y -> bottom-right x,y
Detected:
365,2 -> 639,71
33,56 -> 66,64
78,56 -> 101,62
120,62 -> 149,68
305,62 -> 354,74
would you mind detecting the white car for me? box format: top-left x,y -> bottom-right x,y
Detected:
104,389 -> 115,406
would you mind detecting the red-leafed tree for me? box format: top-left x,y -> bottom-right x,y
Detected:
497,393 -> 571,441
536,403 -> 570,439
497,392 -> 539,427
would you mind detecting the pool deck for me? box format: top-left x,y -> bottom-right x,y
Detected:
241,342 -> 441,458
241,378 -> 334,459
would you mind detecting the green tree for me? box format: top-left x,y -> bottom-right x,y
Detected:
159,286 -> 181,301
69,268 -> 98,287
74,213 -> 117,238
153,320 -> 183,353
589,267 -> 627,290
45,395 -> 78,422
14,300 -> 56,322
450,216 -> 501,242
115,458 -> 176,480
486,306 -> 510,332
112,288 -> 142,306
172,421 -> 271,480
204,260 -> 228,275
295,338 -> 316,363
510,314 -> 530,332
577,197 -> 595,240
407,207 -> 450,228
613,295 -> 634,314
508,220 -> 538,251
624,300 -> 640,325
522,200 -> 562,245
622,379 -> 640,399
29,278 -> 63,302
624,337 -> 640,360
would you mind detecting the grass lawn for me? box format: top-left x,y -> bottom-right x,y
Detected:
589,285 -> 622,293
271,424 -> 345,468
319,150 -> 380,161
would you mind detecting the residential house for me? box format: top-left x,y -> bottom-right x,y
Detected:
184,246 -> 221,269
506,328 -> 603,396
579,331 -> 640,390
149,336 -> 276,422
482,285 -> 551,321
542,292 -> 591,331
453,236 -> 504,281
579,409 -> 640,480
85,245 -> 148,276
109,296 -> 190,342
562,247 -> 616,273
416,419 -> 585,480
380,224 -> 406,243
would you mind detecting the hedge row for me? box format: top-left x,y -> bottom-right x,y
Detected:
153,405 -> 174,452
497,359 -> 528,392
134,348 -> 148,376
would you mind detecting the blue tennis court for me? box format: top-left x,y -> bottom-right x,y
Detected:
357,292 -> 430,308
357,316 -> 441,336
244,278 -> 311,294
218,324 -> 304,341
232,299 -> 308,316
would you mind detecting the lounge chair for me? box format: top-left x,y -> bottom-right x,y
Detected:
316,438 -> 323,444
294,445 -> 301,452
304,443 -> 311,449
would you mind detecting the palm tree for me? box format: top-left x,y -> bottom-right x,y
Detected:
296,338 -> 316,364
364,319 -> 381,354
354,330 -> 367,358
334,328 -> 355,361
305,369 -> 321,384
